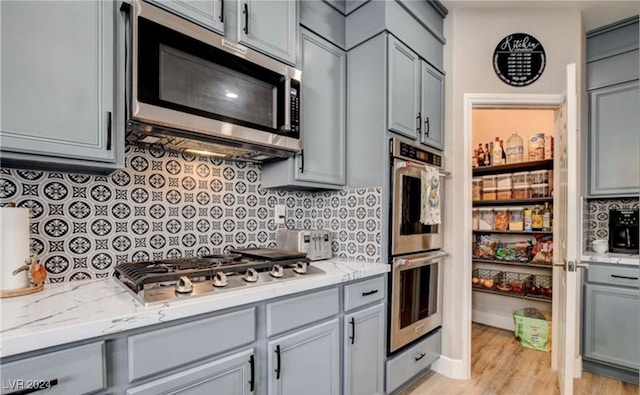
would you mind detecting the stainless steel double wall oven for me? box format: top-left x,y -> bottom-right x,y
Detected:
389,138 -> 446,354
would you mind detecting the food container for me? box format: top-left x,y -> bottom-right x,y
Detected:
482,175 -> 497,189
506,133 -> 524,163
544,135 -> 554,159
472,209 -> 479,230
496,186 -> 512,200
472,178 -> 483,201
496,174 -> 512,188
527,275 -> 553,300
512,185 -> 531,199
509,207 -> 524,231
478,208 -> 495,230
471,268 -> 501,290
494,208 -> 510,231
512,172 -> 530,187
531,183 -> 549,198
529,170 -> 549,185
482,187 -> 497,201
528,133 -> 545,161
495,271 -> 530,295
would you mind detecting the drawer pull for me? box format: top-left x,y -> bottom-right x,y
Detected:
414,353 -> 426,362
361,289 -> 379,297
6,379 -> 59,395
611,274 -> 639,281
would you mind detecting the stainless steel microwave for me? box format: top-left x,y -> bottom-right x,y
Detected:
126,0 -> 301,161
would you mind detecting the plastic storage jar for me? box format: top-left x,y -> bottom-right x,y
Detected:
482,187 -> 497,201
509,207 -> 524,231
496,174 -> 512,188
482,175 -> 497,189
531,183 -> 549,198
494,208 -> 510,231
512,185 -> 531,199
512,172 -> 530,187
496,186 -> 512,200
529,170 -> 549,185
478,208 -> 495,230
472,178 -> 483,201
472,209 -> 479,230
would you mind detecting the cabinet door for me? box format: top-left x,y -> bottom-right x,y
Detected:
344,304 -> 385,395
238,0 -> 297,65
147,0 -> 224,34
420,61 -> 444,150
589,80 -> 640,196
127,349 -> 254,395
583,283 -> 640,370
387,35 -> 420,140
0,1 -> 115,163
295,29 -> 346,185
267,319 -> 340,395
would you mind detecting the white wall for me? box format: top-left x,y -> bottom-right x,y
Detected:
440,7 -> 585,375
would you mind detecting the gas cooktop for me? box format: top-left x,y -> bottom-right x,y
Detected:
114,248 -> 324,305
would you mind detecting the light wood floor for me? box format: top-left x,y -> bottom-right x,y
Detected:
402,324 -> 639,395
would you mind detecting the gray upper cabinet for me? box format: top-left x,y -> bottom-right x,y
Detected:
267,319 -> 340,395
387,35 -> 421,140
343,303 -> 385,395
126,349 -> 254,395
0,0 -> 121,173
261,28 -> 346,189
588,80 -> 640,196
147,0 -> 224,34
238,0 -> 297,65
420,61 -> 444,151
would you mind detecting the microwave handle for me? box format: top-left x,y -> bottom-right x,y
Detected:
395,252 -> 448,268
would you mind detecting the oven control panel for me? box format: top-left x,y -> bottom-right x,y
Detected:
396,141 -> 442,167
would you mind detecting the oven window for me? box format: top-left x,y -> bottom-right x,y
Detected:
399,264 -> 438,329
137,17 -> 289,136
400,175 -> 439,235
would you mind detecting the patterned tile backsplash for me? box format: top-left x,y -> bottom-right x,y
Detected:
0,145 -> 381,282
586,197 -> 639,246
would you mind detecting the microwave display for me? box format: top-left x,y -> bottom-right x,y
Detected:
137,17 -> 299,139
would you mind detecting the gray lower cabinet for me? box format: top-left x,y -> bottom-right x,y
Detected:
588,80 -> 640,196
582,263 -> 640,383
238,0 -> 297,65
344,303 -> 385,395
0,0 -> 122,173
267,319 -> 340,395
387,34 -> 445,151
126,349 -> 254,395
146,0 -> 224,34
261,28 -> 346,189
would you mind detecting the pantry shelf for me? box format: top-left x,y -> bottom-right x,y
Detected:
472,159 -> 554,176
472,230 -> 553,235
473,198 -> 553,206
472,259 -> 553,269
472,288 -> 552,303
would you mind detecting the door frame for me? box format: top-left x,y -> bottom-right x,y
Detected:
460,93 -> 569,379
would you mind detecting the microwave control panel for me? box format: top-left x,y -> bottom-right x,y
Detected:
290,80 -> 300,136
398,141 -> 442,167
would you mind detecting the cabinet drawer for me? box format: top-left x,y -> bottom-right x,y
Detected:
266,287 -> 339,337
586,263 -> 639,288
344,276 -> 385,312
0,342 -> 105,395
128,308 -> 255,382
386,329 -> 441,394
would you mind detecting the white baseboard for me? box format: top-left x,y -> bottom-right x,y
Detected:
472,310 -> 514,331
432,355 -> 470,380
574,356 -> 582,378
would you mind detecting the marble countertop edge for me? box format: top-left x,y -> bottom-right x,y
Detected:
580,252 -> 639,265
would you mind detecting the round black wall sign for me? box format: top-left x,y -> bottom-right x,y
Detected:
493,33 -> 546,87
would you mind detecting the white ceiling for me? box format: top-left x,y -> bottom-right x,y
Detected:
442,0 -> 640,31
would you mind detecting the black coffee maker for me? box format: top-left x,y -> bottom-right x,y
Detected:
609,209 -> 639,254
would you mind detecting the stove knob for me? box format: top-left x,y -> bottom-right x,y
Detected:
213,271 -> 229,287
243,268 -> 259,283
270,264 -> 284,278
175,276 -> 193,293
293,261 -> 308,274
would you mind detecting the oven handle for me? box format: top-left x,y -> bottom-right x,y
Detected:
394,252 -> 448,268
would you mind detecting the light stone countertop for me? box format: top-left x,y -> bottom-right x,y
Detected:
0,259 -> 389,359
581,251 -> 639,266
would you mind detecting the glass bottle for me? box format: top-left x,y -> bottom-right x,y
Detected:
500,140 -> 507,163
524,207 -> 532,231
477,144 -> 485,167
542,202 -> 552,231
531,205 -> 543,231
485,143 -> 491,166
472,149 -> 478,168
493,137 -> 503,165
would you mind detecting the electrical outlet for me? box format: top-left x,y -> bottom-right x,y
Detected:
275,205 -> 285,225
